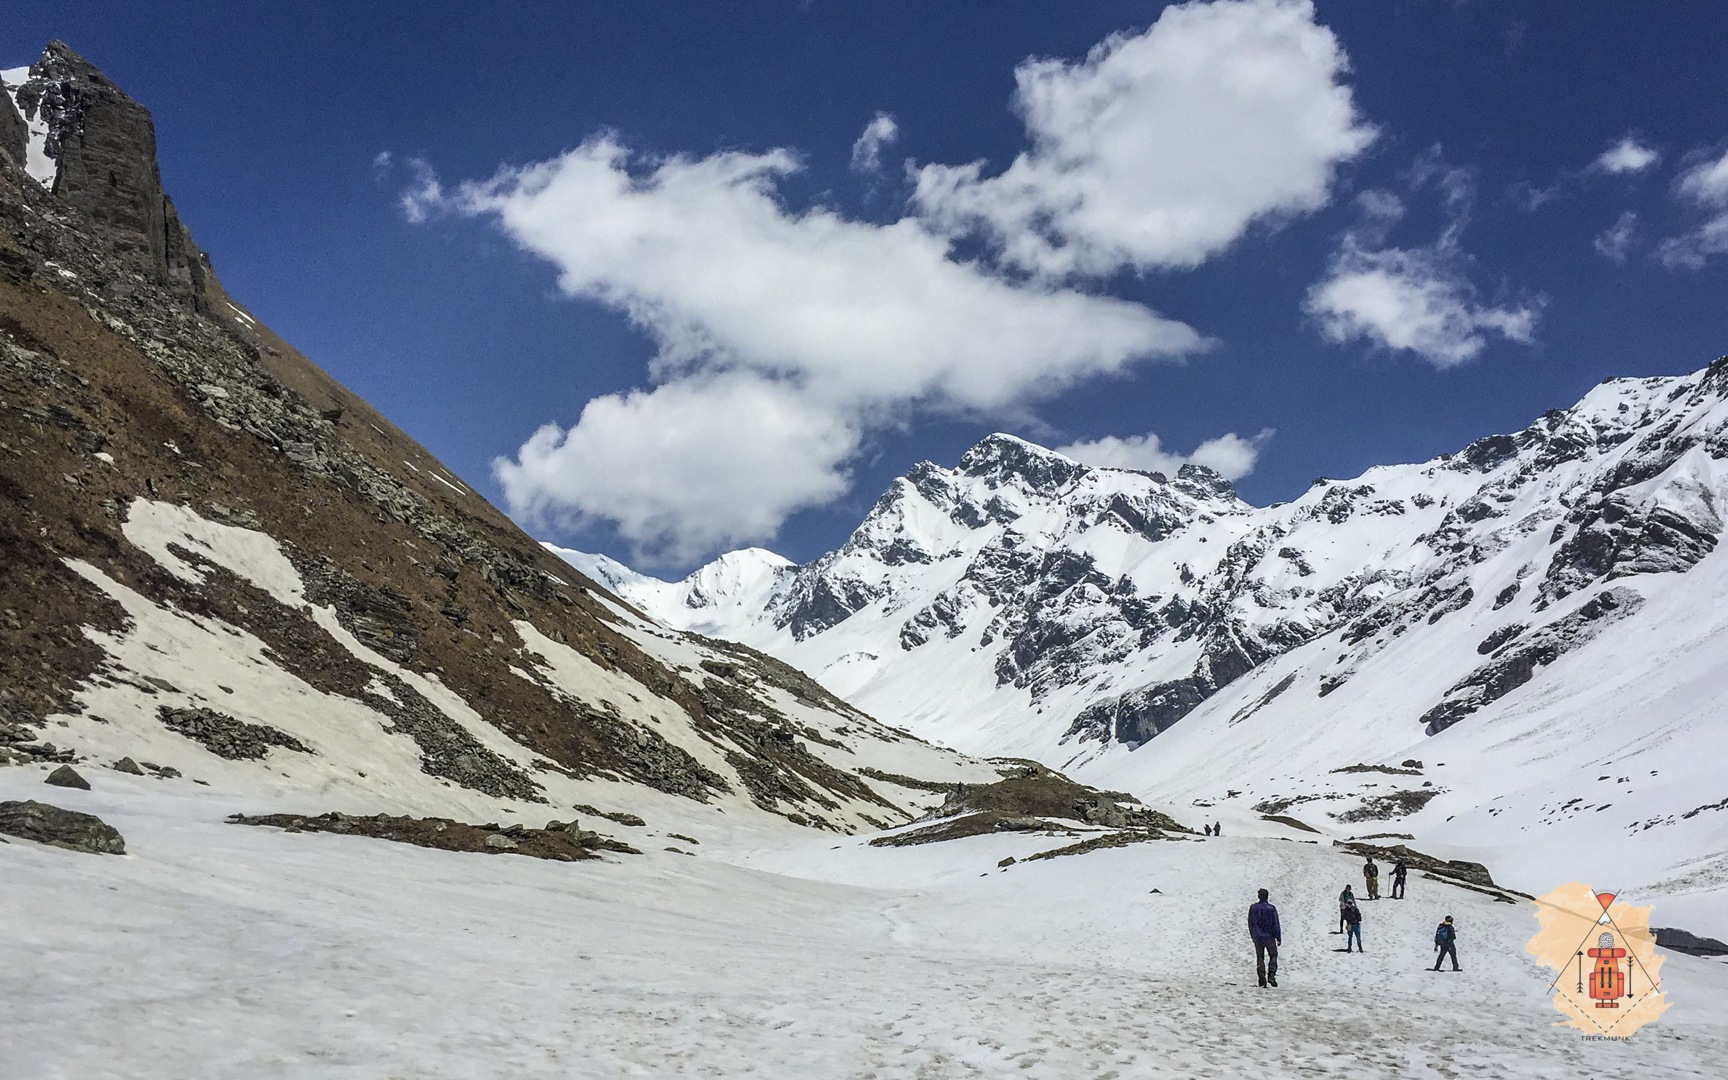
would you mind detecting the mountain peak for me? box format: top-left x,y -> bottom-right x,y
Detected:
2,40 -> 225,314
956,432 -> 1086,490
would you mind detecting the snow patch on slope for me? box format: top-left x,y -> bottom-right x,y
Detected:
2,64 -> 57,187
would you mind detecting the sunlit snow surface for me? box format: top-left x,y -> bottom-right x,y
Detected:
2,64 -> 58,187
2,777 -> 1725,1078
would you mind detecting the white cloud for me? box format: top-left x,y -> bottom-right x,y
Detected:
850,113 -> 898,173
398,157 -> 444,224
1595,137 -> 1659,175
911,0 -> 1374,277
495,372 -> 860,563
1658,148 -> 1728,269
426,137 -> 1203,562
1593,211 -> 1638,264
1305,152 -> 1539,368
1305,238 -> 1538,367
1057,428 -> 1273,480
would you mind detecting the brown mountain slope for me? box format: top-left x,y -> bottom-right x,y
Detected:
0,43 -> 997,833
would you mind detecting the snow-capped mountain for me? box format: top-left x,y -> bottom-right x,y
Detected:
556,368 -> 1728,924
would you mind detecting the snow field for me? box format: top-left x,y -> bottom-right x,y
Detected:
3,775 -> 1724,1079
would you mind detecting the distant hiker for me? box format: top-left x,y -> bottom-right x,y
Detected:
1337,885 -> 1356,934
1363,856 -> 1381,900
1391,859 -> 1408,900
1204,823 -> 1214,836
1214,821 -> 1223,837
1248,888 -> 1282,988
1342,897 -> 1363,952
1433,915 -> 1460,971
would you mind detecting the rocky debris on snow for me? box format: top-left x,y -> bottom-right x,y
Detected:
0,799 -> 125,853
44,763 -> 90,789
570,803 -> 646,827
1025,829 -> 1170,862
1330,762 -> 1423,776
227,811 -> 640,862
1260,814 -> 1321,833
1332,789 -> 1443,823
856,767 -> 966,794
111,756 -> 144,774
1652,927 -> 1728,957
873,761 -> 1186,848
156,706 -> 312,761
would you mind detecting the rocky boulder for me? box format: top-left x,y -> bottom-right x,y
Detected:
0,800 -> 126,853
44,764 -> 90,789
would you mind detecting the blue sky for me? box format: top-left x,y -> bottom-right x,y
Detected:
7,1 -> 1728,572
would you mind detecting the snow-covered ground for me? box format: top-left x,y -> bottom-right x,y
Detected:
5,774 -> 1724,1079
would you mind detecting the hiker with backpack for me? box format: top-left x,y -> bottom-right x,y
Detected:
1337,884 -> 1356,934
1341,896 -> 1363,952
1433,915 -> 1460,971
1363,856 -> 1381,900
1391,859 -> 1408,899
1248,888 -> 1282,988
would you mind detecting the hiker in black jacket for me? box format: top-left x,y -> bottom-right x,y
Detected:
1342,896 -> 1363,952
1433,915 -> 1460,971
1391,859 -> 1408,900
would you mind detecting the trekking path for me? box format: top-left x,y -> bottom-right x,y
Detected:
4,775 -> 1725,1078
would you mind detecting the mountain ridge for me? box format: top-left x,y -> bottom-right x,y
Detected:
562,360 -> 1728,920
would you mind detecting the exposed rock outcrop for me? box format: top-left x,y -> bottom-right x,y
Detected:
0,799 -> 125,853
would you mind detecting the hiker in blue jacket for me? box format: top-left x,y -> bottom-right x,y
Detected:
1433,915 -> 1460,971
1248,888 -> 1282,987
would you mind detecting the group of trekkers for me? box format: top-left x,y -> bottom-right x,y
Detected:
1246,855 -> 1461,988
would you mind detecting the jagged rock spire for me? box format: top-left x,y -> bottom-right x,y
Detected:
2,41 -> 225,313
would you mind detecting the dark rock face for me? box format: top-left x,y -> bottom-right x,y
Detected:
0,799 -> 126,853
44,763 -> 90,789
958,434 -> 1086,492
1652,927 -> 1728,957
8,43 -> 222,312
1421,588 -> 1644,734
0,74 -> 26,171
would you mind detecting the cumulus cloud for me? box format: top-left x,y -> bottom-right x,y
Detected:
1305,155 -> 1539,367
1657,148 -> 1728,269
1057,428 -> 1273,480
495,372 -> 860,562
911,0 -> 1374,277
850,113 -> 898,173
1593,211 -> 1639,264
1595,137 -> 1659,175
426,137 -> 1203,562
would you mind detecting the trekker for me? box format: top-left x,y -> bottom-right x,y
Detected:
1215,821 -> 1223,837
1363,856 -> 1381,900
1391,859 -> 1408,900
1337,885 -> 1356,934
1433,916 -> 1460,971
1342,896 -> 1363,952
1249,888 -> 1282,988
